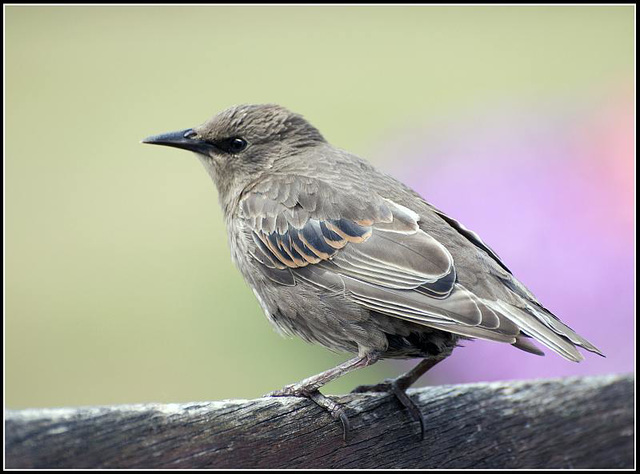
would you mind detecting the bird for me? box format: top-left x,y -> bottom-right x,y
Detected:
142,104 -> 603,441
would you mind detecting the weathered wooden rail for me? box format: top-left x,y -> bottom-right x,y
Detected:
5,374 -> 634,469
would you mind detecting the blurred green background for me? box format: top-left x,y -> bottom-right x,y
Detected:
5,6 -> 634,408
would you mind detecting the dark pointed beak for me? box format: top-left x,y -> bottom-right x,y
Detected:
141,128 -> 213,154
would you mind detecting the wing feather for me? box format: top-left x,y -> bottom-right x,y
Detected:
240,175 -> 601,361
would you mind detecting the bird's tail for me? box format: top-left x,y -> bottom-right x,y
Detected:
489,300 -> 604,362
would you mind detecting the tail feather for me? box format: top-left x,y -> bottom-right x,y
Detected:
492,275 -> 603,360
528,304 -> 605,357
488,300 -> 586,362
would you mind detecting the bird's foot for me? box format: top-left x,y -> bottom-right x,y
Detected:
351,378 -> 425,440
266,385 -> 351,442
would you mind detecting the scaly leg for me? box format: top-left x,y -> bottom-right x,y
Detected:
351,357 -> 443,439
266,352 -> 380,441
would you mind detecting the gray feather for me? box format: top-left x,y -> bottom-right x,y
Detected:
203,109 -> 605,362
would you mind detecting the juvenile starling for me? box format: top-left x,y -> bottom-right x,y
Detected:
143,104 -> 603,440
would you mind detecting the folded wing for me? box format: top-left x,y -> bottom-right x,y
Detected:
240,175 -> 602,361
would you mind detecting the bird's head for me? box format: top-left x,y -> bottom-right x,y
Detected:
142,104 -> 325,209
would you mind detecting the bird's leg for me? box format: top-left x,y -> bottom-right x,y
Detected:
266,352 -> 380,441
351,357 -> 444,440
352,357 -> 442,392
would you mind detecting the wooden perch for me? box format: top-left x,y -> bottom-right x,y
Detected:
5,374 -> 633,469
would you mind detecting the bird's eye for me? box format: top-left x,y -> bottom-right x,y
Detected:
217,137 -> 248,154
230,138 -> 247,152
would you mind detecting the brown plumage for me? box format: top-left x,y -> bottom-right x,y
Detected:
143,104 -> 603,441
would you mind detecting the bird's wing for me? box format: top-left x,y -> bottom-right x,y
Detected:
240,175 -> 598,361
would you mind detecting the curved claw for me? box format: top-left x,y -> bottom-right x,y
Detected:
389,383 -> 426,440
309,391 -> 352,442
265,386 -> 352,442
338,410 -> 351,442
351,379 -> 426,441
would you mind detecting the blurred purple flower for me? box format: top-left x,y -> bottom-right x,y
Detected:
373,91 -> 634,384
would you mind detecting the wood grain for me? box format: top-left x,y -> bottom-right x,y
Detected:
5,374 -> 633,469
